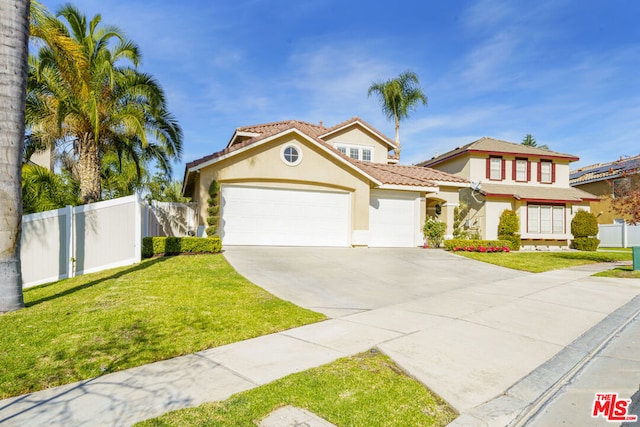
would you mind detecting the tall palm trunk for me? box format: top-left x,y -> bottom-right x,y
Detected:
77,133 -> 101,204
0,0 -> 30,313
394,115 -> 401,158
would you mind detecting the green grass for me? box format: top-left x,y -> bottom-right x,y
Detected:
0,255 -> 325,399
598,247 -> 633,252
454,251 -> 632,273
135,351 -> 457,427
593,266 -> 640,278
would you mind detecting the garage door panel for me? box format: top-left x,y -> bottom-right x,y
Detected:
221,186 -> 350,246
369,191 -> 419,247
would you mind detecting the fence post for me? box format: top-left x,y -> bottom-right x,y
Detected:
623,222 -> 628,248
134,194 -> 142,263
66,205 -> 75,278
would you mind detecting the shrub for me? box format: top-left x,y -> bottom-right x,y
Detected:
142,236 -> 222,258
571,210 -> 598,238
571,237 -> 600,251
423,217 -> 446,248
206,180 -> 221,238
498,210 -> 519,235
498,210 -> 520,251
444,239 -> 512,253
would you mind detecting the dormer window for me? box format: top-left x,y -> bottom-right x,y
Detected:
335,143 -> 373,162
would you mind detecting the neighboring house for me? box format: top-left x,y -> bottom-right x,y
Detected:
418,137 -> 599,248
570,154 -> 640,224
182,117 -> 467,247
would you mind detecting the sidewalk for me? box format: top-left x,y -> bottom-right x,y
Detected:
0,263 -> 638,427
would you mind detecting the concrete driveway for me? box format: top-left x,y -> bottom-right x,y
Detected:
224,246 -> 640,424
223,246 -> 528,317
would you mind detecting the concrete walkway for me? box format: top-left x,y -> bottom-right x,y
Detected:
0,252 -> 639,426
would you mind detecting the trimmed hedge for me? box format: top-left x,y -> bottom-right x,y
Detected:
142,236 -> 222,258
444,239 -> 512,252
571,237 -> 600,251
499,233 -> 521,251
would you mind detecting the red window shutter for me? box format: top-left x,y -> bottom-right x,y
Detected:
501,158 -> 506,180
537,161 -> 542,182
527,160 -> 531,181
486,157 -> 491,179
512,160 -> 517,180
552,162 -> 556,183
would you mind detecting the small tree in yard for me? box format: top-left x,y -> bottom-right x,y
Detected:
571,210 -> 600,251
423,217 -> 446,248
205,180 -> 220,238
498,209 -> 521,251
610,164 -> 640,225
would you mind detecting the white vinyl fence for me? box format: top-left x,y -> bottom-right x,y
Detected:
20,195 -> 198,288
598,223 -> 640,248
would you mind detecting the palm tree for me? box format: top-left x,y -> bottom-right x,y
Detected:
0,0 -> 30,312
27,5 -> 182,204
368,70 -> 427,157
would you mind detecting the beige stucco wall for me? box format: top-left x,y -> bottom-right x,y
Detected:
322,126 -> 391,164
485,199 -> 515,240
427,156 -> 470,177
193,133 -> 372,238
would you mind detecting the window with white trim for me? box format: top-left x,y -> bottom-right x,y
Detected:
527,204 -> 564,234
540,161 -> 552,183
335,143 -> 374,162
515,159 -> 528,181
280,144 -> 303,166
490,157 -> 502,180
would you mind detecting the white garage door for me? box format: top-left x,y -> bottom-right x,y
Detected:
369,190 -> 420,247
221,185 -> 350,246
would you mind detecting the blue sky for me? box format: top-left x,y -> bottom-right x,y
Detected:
41,0 -> 640,177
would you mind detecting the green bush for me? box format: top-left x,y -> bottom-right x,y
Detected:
207,205 -> 220,216
571,210 -> 598,238
423,217 -> 446,248
206,215 -> 220,226
498,233 -> 521,251
498,210 -> 519,235
444,239 -> 512,252
571,237 -> 600,251
205,225 -> 217,237
142,236 -> 222,258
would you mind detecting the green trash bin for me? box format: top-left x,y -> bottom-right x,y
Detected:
634,246 -> 640,271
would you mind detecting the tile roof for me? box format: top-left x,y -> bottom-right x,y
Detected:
357,162 -> 468,187
183,117 -> 466,191
479,183 -> 599,202
570,154 -> 640,185
418,137 -> 579,167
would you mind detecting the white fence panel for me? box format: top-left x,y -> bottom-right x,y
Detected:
21,206 -> 72,287
20,195 -> 198,288
598,224 -> 624,247
628,224 -> 640,246
73,195 -> 141,276
598,223 -> 640,247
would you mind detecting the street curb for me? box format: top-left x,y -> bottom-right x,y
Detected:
447,294 -> 640,427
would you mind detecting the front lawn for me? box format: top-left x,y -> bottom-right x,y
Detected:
0,255 -> 324,399
136,351 -> 457,427
599,247 -> 633,252
593,266 -> 640,278
454,251 -> 632,273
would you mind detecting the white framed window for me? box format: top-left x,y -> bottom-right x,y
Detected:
490,157 -> 502,180
335,143 -> 374,162
528,204 -> 564,234
540,161 -> 552,183
280,144 -> 303,166
515,159 -> 528,181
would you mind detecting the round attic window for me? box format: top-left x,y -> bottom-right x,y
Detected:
281,144 -> 302,166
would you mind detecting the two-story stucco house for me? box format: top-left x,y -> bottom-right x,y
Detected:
418,137 -> 599,248
182,117 -> 467,247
